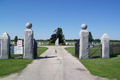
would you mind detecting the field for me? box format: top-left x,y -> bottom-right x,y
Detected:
0,47 -> 48,77
65,46 -> 120,80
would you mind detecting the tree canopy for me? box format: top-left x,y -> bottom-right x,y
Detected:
50,27 -> 65,44
89,31 -> 94,43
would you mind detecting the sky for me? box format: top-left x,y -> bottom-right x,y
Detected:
0,0 -> 120,40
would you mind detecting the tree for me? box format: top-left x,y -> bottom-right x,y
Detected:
57,27 -> 62,34
89,32 -> 94,43
14,36 -> 18,43
94,39 -> 100,43
50,27 -> 65,44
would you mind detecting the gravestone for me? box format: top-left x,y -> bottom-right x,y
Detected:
23,22 -> 34,59
55,38 -> 59,45
75,40 -> 79,58
101,33 -> 110,58
72,42 -> 75,45
66,42 -> 68,45
79,24 -> 89,59
69,43 -> 71,45
38,42 -> 42,45
0,32 -> 10,59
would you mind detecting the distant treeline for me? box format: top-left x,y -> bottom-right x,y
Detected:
94,39 -> 120,43
10,39 -> 120,42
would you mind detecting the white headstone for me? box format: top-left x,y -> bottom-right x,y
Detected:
38,42 -> 42,45
69,43 -> 71,45
66,42 -> 68,45
72,42 -> 75,45
55,38 -> 59,45
101,33 -> 110,58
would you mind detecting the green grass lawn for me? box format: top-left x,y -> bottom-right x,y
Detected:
65,47 -> 120,80
0,47 -> 48,77
37,47 -> 48,57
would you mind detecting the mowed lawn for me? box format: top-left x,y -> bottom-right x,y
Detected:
65,47 -> 120,80
0,47 -> 48,77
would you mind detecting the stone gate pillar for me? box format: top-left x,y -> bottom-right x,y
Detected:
23,22 -> 34,59
79,24 -> 89,59
101,33 -> 110,58
0,32 -> 10,59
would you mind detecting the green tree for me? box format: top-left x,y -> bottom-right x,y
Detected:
14,36 -> 18,43
89,32 -> 94,43
50,27 -> 65,44
57,27 -> 62,34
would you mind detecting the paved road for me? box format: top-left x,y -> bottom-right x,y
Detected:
11,46 -> 108,80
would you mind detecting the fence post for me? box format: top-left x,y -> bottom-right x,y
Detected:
23,22 -> 34,59
101,33 -> 110,58
0,32 -> 10,59
33,39 -> 37,59
79,24 -> 89,59
100,43 -> 102,58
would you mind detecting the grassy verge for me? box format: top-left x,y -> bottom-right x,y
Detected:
0,47 -> 48,77
37,47 -> 48,56
55,49 -> 57,53
0,59 -> 33,77
65,47 -> 120,80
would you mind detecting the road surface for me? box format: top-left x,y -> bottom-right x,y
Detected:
1,46 -> 108,80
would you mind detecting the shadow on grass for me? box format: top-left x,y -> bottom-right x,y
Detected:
10,54 -> 23,59
89,53 -> 120,59
89,56 -> 100,59
36,56 -> 57,59
110,53 -> 120,58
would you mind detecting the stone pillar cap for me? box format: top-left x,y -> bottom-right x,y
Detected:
81,24 -> 87,30
101,33 -> 110,39
1,32 -> 9,38
26,22 -> 32,29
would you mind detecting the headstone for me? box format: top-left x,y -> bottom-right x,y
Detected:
38,42 -> 42,45
0,32 -> 10,59
42,42 -> 44,44
55,38 -> 59,45
23,22 -> 34,59
69,43 -> 71,45
101,33 -> 110,58
90,44 -> 93,47
72,42 -> 75,45
75,40 -> 79,58
12,41 -> 15,45
66,42 -> 68,45
79,24 -> 89,59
